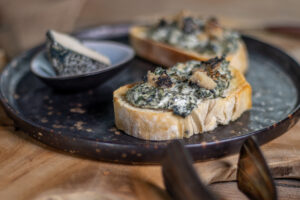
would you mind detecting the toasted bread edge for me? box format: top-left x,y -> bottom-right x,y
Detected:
113,68 -> 252,140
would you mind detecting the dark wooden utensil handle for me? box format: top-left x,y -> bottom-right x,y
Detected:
162,140 -> 220,200
237,137 -> 277,200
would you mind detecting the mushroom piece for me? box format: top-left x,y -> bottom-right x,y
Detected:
190,71 -> 217,90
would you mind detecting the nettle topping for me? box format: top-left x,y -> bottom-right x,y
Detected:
126,57 -> 232,117
148,12 -> 240,56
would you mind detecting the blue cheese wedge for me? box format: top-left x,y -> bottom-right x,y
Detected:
46,30 -> 111,76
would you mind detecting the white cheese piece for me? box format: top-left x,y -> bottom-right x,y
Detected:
49,30 -> 111,65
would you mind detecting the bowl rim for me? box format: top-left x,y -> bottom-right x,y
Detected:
30,40 -> 135,81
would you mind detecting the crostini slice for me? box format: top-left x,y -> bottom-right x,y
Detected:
113,59 -> 251,141
130,26 -> 248,74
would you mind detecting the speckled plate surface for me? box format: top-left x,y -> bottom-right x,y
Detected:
0,24 -> 299,164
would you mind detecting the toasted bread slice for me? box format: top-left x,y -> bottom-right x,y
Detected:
130,26 -> 248,74
113,68 -> 251,140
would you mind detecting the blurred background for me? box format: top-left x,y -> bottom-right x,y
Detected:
0,0 -> 299,59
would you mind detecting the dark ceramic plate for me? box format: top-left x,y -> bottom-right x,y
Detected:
0,24 -> 299,164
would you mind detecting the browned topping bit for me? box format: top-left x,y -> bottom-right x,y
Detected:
147,71 -> 173,88
205,17 -> 223,39
203,56 -> 225,69
156,73 -> 173,88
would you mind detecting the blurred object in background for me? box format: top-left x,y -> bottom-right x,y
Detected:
266,25 -> 300,38
0,0 -> 299,58
0,49 -> 11,127
0,0 -> 86,58
0,49 -> 6,71
76,0 -> 300,29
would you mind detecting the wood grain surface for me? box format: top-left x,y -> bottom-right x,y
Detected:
0,1 -> 300,199
0,107 -> 299,200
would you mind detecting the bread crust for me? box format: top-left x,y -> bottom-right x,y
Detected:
113,68 -> 252,140
130,26 -> 248,74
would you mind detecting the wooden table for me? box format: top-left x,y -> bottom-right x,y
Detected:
0,26 -> 300,200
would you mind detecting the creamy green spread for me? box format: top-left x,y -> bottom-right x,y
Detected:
147,14 -> 240,56
126,57 -> 232,117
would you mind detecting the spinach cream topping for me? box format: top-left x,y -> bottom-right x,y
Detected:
126,57 -> 232,117
147,15 -> 240,56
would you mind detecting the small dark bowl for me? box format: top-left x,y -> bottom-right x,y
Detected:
30,41 -> 134,91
